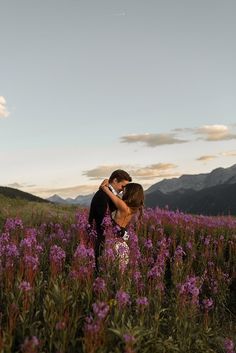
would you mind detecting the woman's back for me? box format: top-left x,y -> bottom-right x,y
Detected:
100,180 -> 144,228
112,208 -> 133,228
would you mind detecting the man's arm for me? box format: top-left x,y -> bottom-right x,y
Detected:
89,190 -> 109,225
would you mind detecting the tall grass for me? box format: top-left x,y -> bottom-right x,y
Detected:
0,195 -> 77,228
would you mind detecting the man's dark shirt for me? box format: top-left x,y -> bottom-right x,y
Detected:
88,188 -> 117,239
88,189 -> 117,273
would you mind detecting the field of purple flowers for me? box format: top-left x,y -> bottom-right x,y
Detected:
0,208 -> 235,353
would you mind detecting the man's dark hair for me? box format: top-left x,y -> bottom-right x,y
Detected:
109,169 -> 132,183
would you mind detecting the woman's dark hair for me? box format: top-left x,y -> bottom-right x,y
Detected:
122,183 -> 144,219
109,169 -> 132,183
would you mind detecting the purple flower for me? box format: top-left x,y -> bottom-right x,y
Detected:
136,296 -> 149,307
144,239 -> 153,249
147,265 -> 161,279
93,277 -> 106,294
74,244 -> 87,258
73,244 -> 95,270
5,244 -> 19,258
50,245 -> 66,266
19,281 -> 32,292
74,244 -> 94,260
21,336 -> 39,352
20,237 -> 36,250
104,247 -> 116,262
5,217 -> 23,231
115,290 -> 130,308
202,298 -> 214,311
224,338 -> 235,353
84,315 -> 100,334
75,210 -> 90,232
92,301 -> 109,321
204,236 -> 211,246
101,213 -> 113,228
123,333 -> 135,344
24,255 -> 39,271
133,271 -> 142,282
178,275 -> 200,306
174,245 -> 186,261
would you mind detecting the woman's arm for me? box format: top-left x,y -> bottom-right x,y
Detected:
100,179 -> 129,213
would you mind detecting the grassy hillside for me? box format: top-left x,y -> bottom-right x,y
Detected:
0,186 -> 49,203
0,194 -> 79,229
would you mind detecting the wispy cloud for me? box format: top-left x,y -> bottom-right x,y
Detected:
196,155 -> 218,162
120,124 -> 236,147
195,125 -> 236,141
0,96 -> 9,118
220,150 -> 236,157
24,184 -> 98,198
129,163 -> 179,180
83,165 -> 126,180
7,182 -> 24,188
120,133 -> 188,147
171,127 -> 194,133
83,163 -> 178,182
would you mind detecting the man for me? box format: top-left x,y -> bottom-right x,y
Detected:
88,169 -> 132,272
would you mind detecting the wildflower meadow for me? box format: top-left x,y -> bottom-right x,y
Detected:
0,207 -> 235,353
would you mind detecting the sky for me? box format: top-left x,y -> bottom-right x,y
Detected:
1,0 -> 236,198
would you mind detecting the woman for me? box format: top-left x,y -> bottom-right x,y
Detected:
100,179 -> 144,269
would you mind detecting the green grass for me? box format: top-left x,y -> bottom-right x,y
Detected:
0,194 -> 79,229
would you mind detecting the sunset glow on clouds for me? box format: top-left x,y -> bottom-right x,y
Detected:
196,125 -> 236,141
120,133 -> 188,147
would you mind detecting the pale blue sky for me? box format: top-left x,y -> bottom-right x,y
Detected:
1,0 -> 236,197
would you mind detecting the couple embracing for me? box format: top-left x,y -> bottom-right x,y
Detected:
88,170 -> 144,273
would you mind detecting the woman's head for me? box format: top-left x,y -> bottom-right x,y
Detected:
122,183 -> 144,210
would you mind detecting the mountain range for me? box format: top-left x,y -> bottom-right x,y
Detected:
47,193 -> 94,207
1,164 -> 236,215
45,164 -> 236,215
145,164 -> 236,194
144,164 -> 236,215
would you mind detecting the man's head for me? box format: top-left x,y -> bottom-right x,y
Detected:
109,169 -> 132,193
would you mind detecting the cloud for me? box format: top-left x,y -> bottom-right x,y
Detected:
5,182 -> 96,198
196,155 -> 218,162
171,127 -> 194,133
220,151 -> 236,157
83,163 -> 178,181
7,182 -> 36,188
129,163 -> 178,180
7,182 -> 24,188
0,96 -> 9,118
83,165 -> 126,180
11,163 -> 179,198
120,133 -> 188,147
24,184 -> 98,198
195,125 -> 236,141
